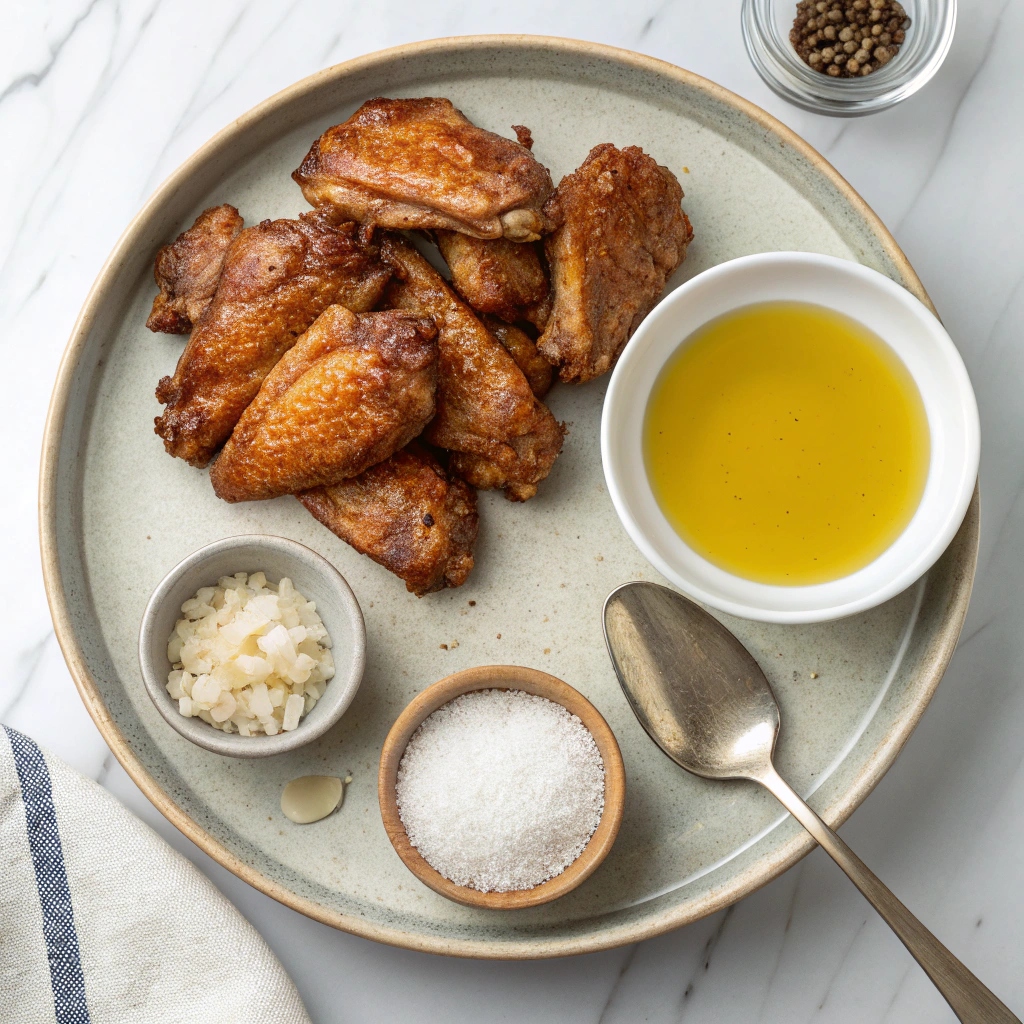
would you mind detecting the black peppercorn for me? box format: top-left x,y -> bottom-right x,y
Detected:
790,0 -> 910,78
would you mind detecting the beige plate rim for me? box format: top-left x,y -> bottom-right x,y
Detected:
38,34 -> 979,959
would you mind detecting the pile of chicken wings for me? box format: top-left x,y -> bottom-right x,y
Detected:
147,97 -> 693,595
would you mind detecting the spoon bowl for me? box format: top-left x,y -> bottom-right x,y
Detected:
603,581 -> 779,780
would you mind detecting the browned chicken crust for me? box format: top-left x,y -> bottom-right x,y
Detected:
210,307 -> 437,503
293,98 -> 555,242
299,444 -> 478,595
538,144 -> 693,383
146,204 -> 244,333
435,230 -> 551,328
155,211 -> 392,467
381,235 -> 564,502
482,316 -> 553,399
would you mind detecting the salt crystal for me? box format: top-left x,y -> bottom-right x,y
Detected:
395,689 -> 605,893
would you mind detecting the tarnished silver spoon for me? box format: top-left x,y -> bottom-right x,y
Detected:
603,581 -> 1018,1024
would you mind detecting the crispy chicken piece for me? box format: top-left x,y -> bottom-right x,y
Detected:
299,443 -> 478,596
482,316 -> 553,399
434,231 -> 551,328
146,204 -> 244,333
511,125 -> 534,149
154,211 -> 392,467
538,144 -> 693,383
381,235 -> 564,502
210,307 -> 437,503
293,98 -> 555,242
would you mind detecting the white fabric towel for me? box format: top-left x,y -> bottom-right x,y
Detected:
0,726 -> 312,1024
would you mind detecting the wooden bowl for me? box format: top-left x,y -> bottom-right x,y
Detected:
378,665 -> 626,910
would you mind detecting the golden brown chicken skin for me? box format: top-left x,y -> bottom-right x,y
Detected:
434,231 -> 551,328
381,235 -> 564,502
154,211 -> 392,467
209,307 -> 437,503
482,316 -> 553,399
146,204 -> 244,333
293,98 -> 555,242
299,443 -> 478,596
538,144 -> 693,383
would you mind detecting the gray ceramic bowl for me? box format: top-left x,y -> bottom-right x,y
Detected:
139,535 -> 365,758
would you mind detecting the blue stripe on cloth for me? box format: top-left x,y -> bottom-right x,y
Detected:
4,727 -> 91,1024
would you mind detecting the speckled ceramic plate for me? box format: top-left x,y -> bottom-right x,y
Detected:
41,36 -> 978,959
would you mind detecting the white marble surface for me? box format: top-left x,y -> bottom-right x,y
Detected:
2,1 -> 1022,1020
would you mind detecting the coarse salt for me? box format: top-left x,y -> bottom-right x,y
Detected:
395,689 -> 605,892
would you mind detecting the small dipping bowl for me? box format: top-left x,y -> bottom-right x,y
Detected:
602,252 -> 979,624
139,535 -> 365,758
378,666 -> 626,910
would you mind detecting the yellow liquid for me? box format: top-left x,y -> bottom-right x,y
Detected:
643,302 -> 930,585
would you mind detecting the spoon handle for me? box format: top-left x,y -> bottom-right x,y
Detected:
756,766 -> 1019,1024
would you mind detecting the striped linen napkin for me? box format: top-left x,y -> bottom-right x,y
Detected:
0,726 -> 311,1024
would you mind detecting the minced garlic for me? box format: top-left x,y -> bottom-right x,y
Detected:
166,572 -> 334,736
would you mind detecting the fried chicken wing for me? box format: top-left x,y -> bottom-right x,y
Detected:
299,444 -> 478,596
210,307 -> 437,503
482,316 -> 553,398
434,231 -> 551,328
381,235 -> 564,502
154,211 -> 392,467
146,204 -> 244,333
293,98 -> 555,242
538,144 -> 693,383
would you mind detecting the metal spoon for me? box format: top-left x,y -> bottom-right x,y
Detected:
603,581 -> 1019,1024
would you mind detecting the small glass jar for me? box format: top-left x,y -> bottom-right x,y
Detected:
741,0 -> 956,116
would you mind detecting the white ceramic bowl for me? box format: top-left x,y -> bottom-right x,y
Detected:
139,535 -> 366,757
602,252 -> 979,624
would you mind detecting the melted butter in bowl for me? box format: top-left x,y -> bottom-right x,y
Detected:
643,302 -> 930,586
602,252 -> 979,623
